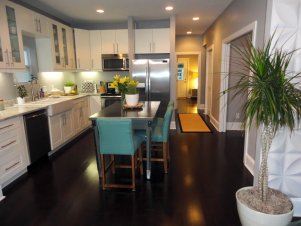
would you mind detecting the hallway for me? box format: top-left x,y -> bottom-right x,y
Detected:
0,106 -> 253,226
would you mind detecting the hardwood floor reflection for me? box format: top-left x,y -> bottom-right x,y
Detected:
177,98 -> 198,113
0,115 -> 253,226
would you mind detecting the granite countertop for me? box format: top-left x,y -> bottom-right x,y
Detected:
0,94 -> 90,122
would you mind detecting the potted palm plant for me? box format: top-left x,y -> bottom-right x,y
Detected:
227,35 -> 301,226
16,85 -> 28,104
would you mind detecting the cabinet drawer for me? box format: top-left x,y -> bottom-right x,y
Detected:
0,151 -> 22,179
0,129 -> 20,158
0,117 -> 20,135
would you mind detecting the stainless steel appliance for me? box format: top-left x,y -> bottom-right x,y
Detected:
101,93 -> 121,108
132,59 -> 170,102
23,110 -> 51,164
102,54 -> 129,71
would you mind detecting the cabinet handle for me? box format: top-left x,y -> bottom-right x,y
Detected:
9,52 -> 14,66
5,161 -> 20,172
116,43 -> 119,53
149,43 -> 152,53
0,124 -> 14,130
5,49 -> 9,66
113,44 -> 115,54
1,140 -> 16,149
91,59 -> 94,69
39,19 -> 42,33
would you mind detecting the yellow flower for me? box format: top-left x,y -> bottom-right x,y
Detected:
113,75 -> 120,81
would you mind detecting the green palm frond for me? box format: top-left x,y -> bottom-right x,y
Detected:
227,35 -> 301,134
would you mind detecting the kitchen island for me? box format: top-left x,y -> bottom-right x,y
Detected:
90,101 -> 160,180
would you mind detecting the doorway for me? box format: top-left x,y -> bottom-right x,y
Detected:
177,58 -> 189,99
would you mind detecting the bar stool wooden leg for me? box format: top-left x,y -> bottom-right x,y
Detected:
100,154 -> 106,190
131,156 -> 136,191
163,142 -> 168,174
111,155 -> 115,174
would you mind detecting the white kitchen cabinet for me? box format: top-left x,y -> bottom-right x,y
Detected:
48,110 -> 74,150
89,30 -> 102,70
72,97 -> 91,134
81,97 -> 91,129
74,28 -> 91,70
0,116 -> 30,188
101,29 -> 128,54
17,5 -> 50,37
0,1 -> 24,69
135,28 -> 170,54
89,95 -> 102,115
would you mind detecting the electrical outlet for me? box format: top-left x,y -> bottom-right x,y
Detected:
235,113 -> 240,119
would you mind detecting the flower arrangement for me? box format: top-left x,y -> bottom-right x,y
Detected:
112,75 -> 139,96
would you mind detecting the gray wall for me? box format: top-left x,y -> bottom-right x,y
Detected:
0,73 -> 17,100
202,0 -> 268,124
176,35 -> 202,52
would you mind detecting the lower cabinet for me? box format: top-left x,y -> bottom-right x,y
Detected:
48,96 -> 91,151
89,95 -> 102,115
48,110 -> 73,150
0,116 -> 30,187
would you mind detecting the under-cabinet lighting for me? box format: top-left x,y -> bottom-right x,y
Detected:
187,31 -> 192,35
192,17 -> 199,21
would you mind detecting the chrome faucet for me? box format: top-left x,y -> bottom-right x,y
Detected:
30,77 -> 39,101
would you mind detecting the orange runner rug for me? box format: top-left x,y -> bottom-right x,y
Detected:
178,113 -> 211,132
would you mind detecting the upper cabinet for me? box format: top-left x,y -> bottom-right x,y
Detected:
50,21 -> 75,70
135,28 -> 170,54
74,28 -> 91,70
17,5 -> 50,37
101,29 -> 128,54
0,1 -> 24,69
89,30 -> 102,70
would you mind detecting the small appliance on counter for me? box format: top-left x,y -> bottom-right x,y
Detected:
105,82 -> 116,94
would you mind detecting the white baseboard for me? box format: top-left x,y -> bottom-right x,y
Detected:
0,185 -> 5,202
292,198 -> 301,217
198,104 -> 205,110
244,154 -> 255,176
226,122 -> 244,131
210,114 -> 219,131
170,120 -> 176,130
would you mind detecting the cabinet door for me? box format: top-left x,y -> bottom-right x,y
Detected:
115,29 -> 128,54
81,98 -> 91,129
89,96 -> 102,115
152,28 -> 170,53
89,30 -> 102,70
101,30 -> 116,54
0,15 -> 8,68
48,114 -> 64,150
62,111 -> 73,141
51,23 -> 62,68
72,103 -> 81,134
74,28 -> 91,70
3,3 -> 24,69
66,27 -> 75,69
34,14 -> 50,37
135,29 -> 152,54
61,26 -> 69,68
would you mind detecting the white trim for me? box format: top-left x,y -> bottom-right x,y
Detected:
198,104 -> 205,110
291,198 -> 301,217
170,120 -> 176,130
176,51 -> 202,55
205,45 -> 214,116
0,185 -> 5,202
209,114 -> 219,131
244,152 -> 255,176
219,21 -> 258,132
226,122 -> 244,131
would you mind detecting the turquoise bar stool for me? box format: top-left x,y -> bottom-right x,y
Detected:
137,103 -> 174,173
96,118 -> 144,191
153,101 -> 174,127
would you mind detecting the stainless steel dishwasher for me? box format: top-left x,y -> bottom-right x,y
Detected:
23,110 -> 51,164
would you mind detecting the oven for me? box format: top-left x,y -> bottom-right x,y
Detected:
101,93 -> 122,108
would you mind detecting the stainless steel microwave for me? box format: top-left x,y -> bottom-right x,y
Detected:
102,54 -> 129,71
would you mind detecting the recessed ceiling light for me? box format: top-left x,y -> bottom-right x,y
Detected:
192,17 -> 199,21
165,6 -> 174,11
96,9 -> 104,13
187,31 -> 192,35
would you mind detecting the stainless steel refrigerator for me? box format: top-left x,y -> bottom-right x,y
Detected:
132,59 -> 170,102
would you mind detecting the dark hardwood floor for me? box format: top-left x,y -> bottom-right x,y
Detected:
0,99 -> 253,226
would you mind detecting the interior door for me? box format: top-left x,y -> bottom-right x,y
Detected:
177,58 -> 189,99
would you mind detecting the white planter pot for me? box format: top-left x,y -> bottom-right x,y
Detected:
125,94 -> 139,106
236,187 -> 294,226
64,86 -> 73,94
16,97 -> 25,104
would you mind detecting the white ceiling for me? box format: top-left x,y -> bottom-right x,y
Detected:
16,0 -> 233,35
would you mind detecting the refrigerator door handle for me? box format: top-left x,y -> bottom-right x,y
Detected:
148,66 -> 151,101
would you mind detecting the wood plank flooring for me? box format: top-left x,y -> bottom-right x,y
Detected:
0,100 -> 254,226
